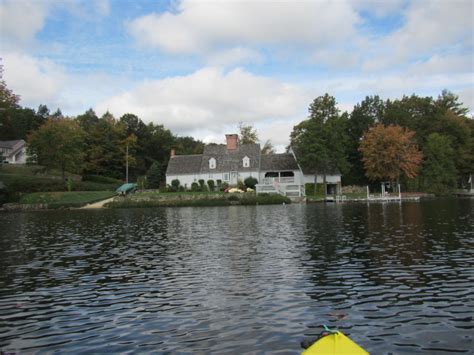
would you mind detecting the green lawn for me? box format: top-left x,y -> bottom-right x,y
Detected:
20,191 -> 116,208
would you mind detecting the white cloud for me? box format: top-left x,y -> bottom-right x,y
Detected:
95,67 -> 310,137
457,87 -> 474,115
363,0 -> 474,70
407,54 -> 473,76
390,0 -> 473,59
127,0 -> 360,54
2,52 -> 67,107
2,51 -> 132,114
312,48 -> 359,70
0,0 -> 49,48
206,47 -> 262,67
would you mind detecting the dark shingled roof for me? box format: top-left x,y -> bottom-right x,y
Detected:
201,143 -> 261,173
260,153 -> 299,171
0,140 -> 25,149
166,155 -> 203,175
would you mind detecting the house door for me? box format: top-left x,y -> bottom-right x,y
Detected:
230,171 -> 238,185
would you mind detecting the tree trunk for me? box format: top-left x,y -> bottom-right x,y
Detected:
323,168 -> 327,197
314,174 -> 317,195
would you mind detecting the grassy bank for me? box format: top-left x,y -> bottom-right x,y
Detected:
106,191 -> 291,208
0,164 -> 120,204
19,191 -> 117,208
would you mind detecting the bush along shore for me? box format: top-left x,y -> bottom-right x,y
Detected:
105,191 -> 291,208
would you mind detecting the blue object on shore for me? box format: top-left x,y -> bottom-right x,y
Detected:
116,183 -> 137,195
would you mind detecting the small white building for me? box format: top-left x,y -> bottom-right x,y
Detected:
0,140 -> 27,164
166,134 -> 342,197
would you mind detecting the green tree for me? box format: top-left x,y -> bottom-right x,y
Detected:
346,95 -> 385,185
0,107 -> 47,140
27,118 -> 85,180
359,124 -> 423,186
147,161 -> 161,189
436,89 -> 469,116
0,61 -> 20,109
290,94 -> 349,194
239,122 -> 259,144
173,135 -> 204,155
81,112 -> 124,179
421,133 -> 457,194
77,108 -> 99,130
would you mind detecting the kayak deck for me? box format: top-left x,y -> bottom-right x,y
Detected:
302,331 -> 369,355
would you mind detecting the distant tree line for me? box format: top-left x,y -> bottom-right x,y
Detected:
0,65 -> 204,184
290,91 -> 473,194
1,63 -> 472,194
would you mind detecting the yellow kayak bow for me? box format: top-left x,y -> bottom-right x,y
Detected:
302,329 -> 369,355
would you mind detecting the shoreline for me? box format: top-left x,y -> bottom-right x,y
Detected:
1,192 -> 471,212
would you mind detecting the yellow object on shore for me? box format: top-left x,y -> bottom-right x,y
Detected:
302,331 -> 369,355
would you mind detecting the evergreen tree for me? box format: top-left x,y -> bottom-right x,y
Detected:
421,133 -> 457,194
147,161 -> 161,189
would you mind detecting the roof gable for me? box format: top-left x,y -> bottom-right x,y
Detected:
201,143 -> 260,173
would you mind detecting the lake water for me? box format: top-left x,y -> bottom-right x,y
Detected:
0,199 -> 473,354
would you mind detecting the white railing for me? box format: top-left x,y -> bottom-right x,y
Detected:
262,177 -> 295,185
256,183 -> 302,197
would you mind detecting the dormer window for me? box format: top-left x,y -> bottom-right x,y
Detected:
243,156 -> 250,168
209,157 -> 216,169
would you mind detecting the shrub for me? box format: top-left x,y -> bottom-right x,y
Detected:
305,183 -> 315,196
244,176 -> 258,189
198,179 -> 205,190
207,179 -> 215,191
221,182 -> 229,191
171,179 -> 180,192
191,182 -> 200,192
316,183 -> 325,195
216,179 -> 222,190
178,186 -> 185,192
305,183 -> 325,196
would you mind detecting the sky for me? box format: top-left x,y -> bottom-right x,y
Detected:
1,0 -> 473,150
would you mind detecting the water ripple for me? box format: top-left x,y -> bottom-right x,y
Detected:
0,199 -> 473,353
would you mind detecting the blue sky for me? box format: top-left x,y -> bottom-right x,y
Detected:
1,0 -> 473,149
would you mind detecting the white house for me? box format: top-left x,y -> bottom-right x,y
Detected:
0,140 -> 27,164
166,134 -> 341,197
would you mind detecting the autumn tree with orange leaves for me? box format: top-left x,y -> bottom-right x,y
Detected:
359,124 -> 423,185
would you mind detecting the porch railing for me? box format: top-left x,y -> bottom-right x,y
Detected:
261,177 -> 295,185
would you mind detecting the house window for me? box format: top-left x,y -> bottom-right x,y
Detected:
243,156 -> 250,168
209,157 -> 216,169
223,173 -> 229,181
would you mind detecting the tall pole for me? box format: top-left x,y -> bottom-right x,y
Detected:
126,142 -> 129,183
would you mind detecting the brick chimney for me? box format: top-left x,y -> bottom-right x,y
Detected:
225,134 -> 239,151
170,148 -> 176,158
